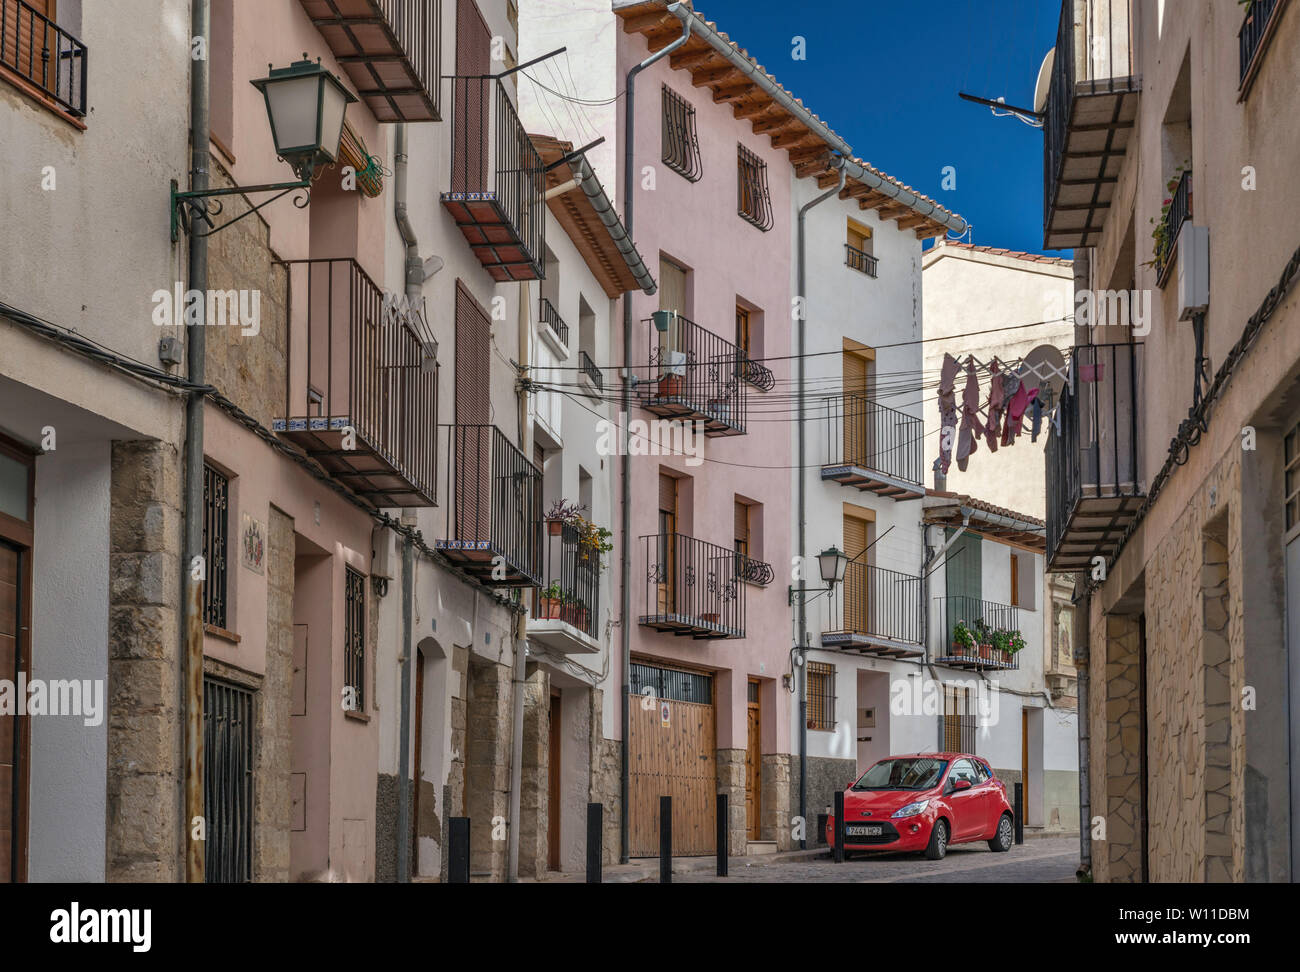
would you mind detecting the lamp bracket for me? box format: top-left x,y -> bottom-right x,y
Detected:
171,177 -> 312,242
787,583 -> 835,607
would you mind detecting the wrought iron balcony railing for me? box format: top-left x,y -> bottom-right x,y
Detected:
1046,343 -> 1145,571
441,77 -> 545,282
640,533 -> 744,639
579,350 -> 603,394
642,314 -> 747,436
539,296 -> 569,348
1239,0 -> 1284,92
932,595 -> 1021,671
1155,170 -> 1192,287
0,0 -> 86,115
821,562 -> 923,657
1042,0 -> 1140,249
298,0 -> 440,121
434,424 -> 542,587
533,522 -> 599,639
822,394 -> 924,499
735,553 -> 773,587
737,352 -> 775,392
275,258 -> 438,507
844,243 -> 878,278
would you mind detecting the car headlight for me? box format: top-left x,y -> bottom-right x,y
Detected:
892,799 -> 930,818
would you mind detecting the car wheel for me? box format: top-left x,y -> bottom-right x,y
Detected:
924,819 -> 948,860
988,813 -> 1013,852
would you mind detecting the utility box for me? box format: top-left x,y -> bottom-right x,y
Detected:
1178,224 -> 1210,321
371,524 -> 397,580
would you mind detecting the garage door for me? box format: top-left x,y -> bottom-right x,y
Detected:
629,662 -> 716,857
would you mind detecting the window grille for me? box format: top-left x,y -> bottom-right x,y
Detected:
737,144 -> 773,231
203,464 -> 229,629
662,85 -> 702,182
806,661 -> 836,730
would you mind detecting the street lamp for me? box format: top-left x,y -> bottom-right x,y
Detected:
170,54 -> 356,240
788,545 -> 851,605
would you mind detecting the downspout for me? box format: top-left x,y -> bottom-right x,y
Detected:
1074,573 -> 1092,876
662,5 -> 967,236
508,282 -> 532,882
181,0 -> 211,884
620,4 -> 693,864
795,164 -> 845,849
393,123 -> 420,884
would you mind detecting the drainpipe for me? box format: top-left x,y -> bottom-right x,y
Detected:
181,0 -> 210,884
1073,572 -> 1092,876
662,5 -> 967,236
795,164 -> 845,849
620,4 -> 693,865
507,283 -> 532,883
393,124 -> 422,300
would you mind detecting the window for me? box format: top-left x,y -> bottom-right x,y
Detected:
661,85 -> 702,182
949,758 -> 980,784
630,662 -> 712,704
943,684 -> 976,754
0,0 -> 88,117
202,464 -> 230,630
734,499 -> 749,560
737,144 -> 773,231
345,566 -> 366,712
204,677 -> 254,882
735,302 -> 773,390
1010,552 -> 1021,606
845,218 -> 877,277
806,661 -> 836,731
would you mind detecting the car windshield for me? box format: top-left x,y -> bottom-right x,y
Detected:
852,757 -> 948,791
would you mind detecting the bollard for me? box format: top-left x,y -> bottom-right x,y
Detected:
1013,782 -> 1024,845
716,793 -> 728,877
659,795 -> 672,884
586,802 -> 603,884
448,817 -> 470,883
833,789 -> 845,863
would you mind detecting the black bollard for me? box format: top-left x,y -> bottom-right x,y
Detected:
716,793 -> 728,877
659,795 -> 672,884
1014,782 -> 1025,845
586,802 -> 603,884
834,789 -> 845,863
448,817 -> 470,883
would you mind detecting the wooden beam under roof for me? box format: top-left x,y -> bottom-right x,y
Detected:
735,98 -> 776,120
692,65 -> 738,86
670,45 -> 719,69
915,225 -> 950,240
622,10 -> 668,33
753,113 -> 798,134
897,212 -> 932,230
772,130 -> 818,149
876,203 -> 911,221
795,157 -> 833,179
713,85 -> 752,104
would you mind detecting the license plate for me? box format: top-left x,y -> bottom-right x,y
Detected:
845,824 -> 883,837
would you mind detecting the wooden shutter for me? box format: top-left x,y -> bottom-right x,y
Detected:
2,0 -> 54,86
733,500 -> 749,552
454,280 -> 490,426
453,0 -> 491,191
658,473 -> 677,519
658,258 -> 687,315
1010,552 -> 1020,606
843,512 -> 868,635
843,351 -> 870,464
945,530 -> 982,603
453,281 -> 491,542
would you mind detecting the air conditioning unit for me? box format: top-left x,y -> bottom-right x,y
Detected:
372,524 -> 398,580
1178,224 -> 1210,321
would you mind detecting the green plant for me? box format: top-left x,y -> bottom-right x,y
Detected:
991,628 -> 1012,654
952,621 -> 976,652
1007,630 -> 1026,655
972,618 -> 994,645
541,581 -> 563,601
545,499 -> 586,525
1147,160 -> 1190,269
574,516 -> 614,570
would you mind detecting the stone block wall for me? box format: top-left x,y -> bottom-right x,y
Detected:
716,748 -> 746,855
588,688 -> 621,866
519,669 -> 550,877
253,505 -> 294,882
464,657 -> 512,881
761,753 -> 792,849
106,439 -> 183,882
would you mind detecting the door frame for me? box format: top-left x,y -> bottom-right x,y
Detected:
746,678 -> 762,841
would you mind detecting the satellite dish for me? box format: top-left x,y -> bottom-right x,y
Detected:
1034,48 -> 1055,116
1018,344 -> 1068,400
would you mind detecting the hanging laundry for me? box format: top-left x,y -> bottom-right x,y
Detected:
1080,362 -> 1106,383
983,360 -> 1003,452
1001,383 -> 1037,446
1030,395 -> 1045,442
936,353 -> 961,473
956,359 -> 981,471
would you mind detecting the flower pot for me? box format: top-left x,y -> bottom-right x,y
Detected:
574,607 -> 589,631
700,612 -> 720,625
979,642 -> 993,662
952,641 -> 970,659
540,597 -> 562,620
999,648 -> 1011,666
659,374 -> 682,397
547,519 -> 563,537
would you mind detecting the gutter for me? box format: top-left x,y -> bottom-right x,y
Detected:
562,151 -> 657,295
661,4 -> 967,236
620,3 -> 693,865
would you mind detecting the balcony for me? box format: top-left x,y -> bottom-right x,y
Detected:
736,553 -> 773,587
529,522 -> 600,654
1239,0 -> 1287,98
578,350 -> 603,396
298,0 -> 440,121
274,258 -> 437,507
932,596 -> 1021,672
441,78 -> 545,282
538,296 -> 569,351
737,352 -> 775,392
0,0 -> 87,116
640,314 -> 747,436
1043,0 -> 1140,250
639,533 -> 745,639
1154,169 -> 1192,288
821,395 -> 925,500
1046,343 -> 1145,572
821,562 -> 923,659
434,424 -> 542,587
844,244 -> 878,278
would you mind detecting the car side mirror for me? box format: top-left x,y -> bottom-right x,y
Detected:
952,779 -> 972,792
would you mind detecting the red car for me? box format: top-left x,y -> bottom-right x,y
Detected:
824,753 -> 1014,860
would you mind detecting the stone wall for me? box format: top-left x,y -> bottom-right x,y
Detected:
106,439 -> 183,882
253,505 -> 294,881
518,669 -> 550,877
789,754 -> 856,846
464,657 -> 512,881
1096,612 -> 1143,883
715,749 -> 746,856
588,688 -> 621,865
761,753 -> 792,849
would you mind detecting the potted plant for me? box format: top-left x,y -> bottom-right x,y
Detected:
991,628 -> 1012,667
973,619 -> 994,662
544,499 -> 585,537
539,581 -> 564,619
574,516 -> 614,571
951,621 -> 976,659
571,597 -> 589,632
1147,160 -> 1190,272
1006,629 -> 1026,666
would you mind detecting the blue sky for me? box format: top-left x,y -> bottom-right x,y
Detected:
693,0 -> 1062,256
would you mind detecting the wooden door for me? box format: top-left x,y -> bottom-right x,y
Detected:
0,541 -> 28,882
842,512 -> 869,634
547,693 -> 561,871
629,670 -> 716,857
411,647 -> 425,874
746,680 -> 761,841
657,474 -> 677,614
842,351 -> 868,464
453,282 -> 492,542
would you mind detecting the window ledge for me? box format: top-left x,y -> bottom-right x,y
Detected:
204,623 -> 241,645
0,65 -> 86,131
344,709 -> 371,724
